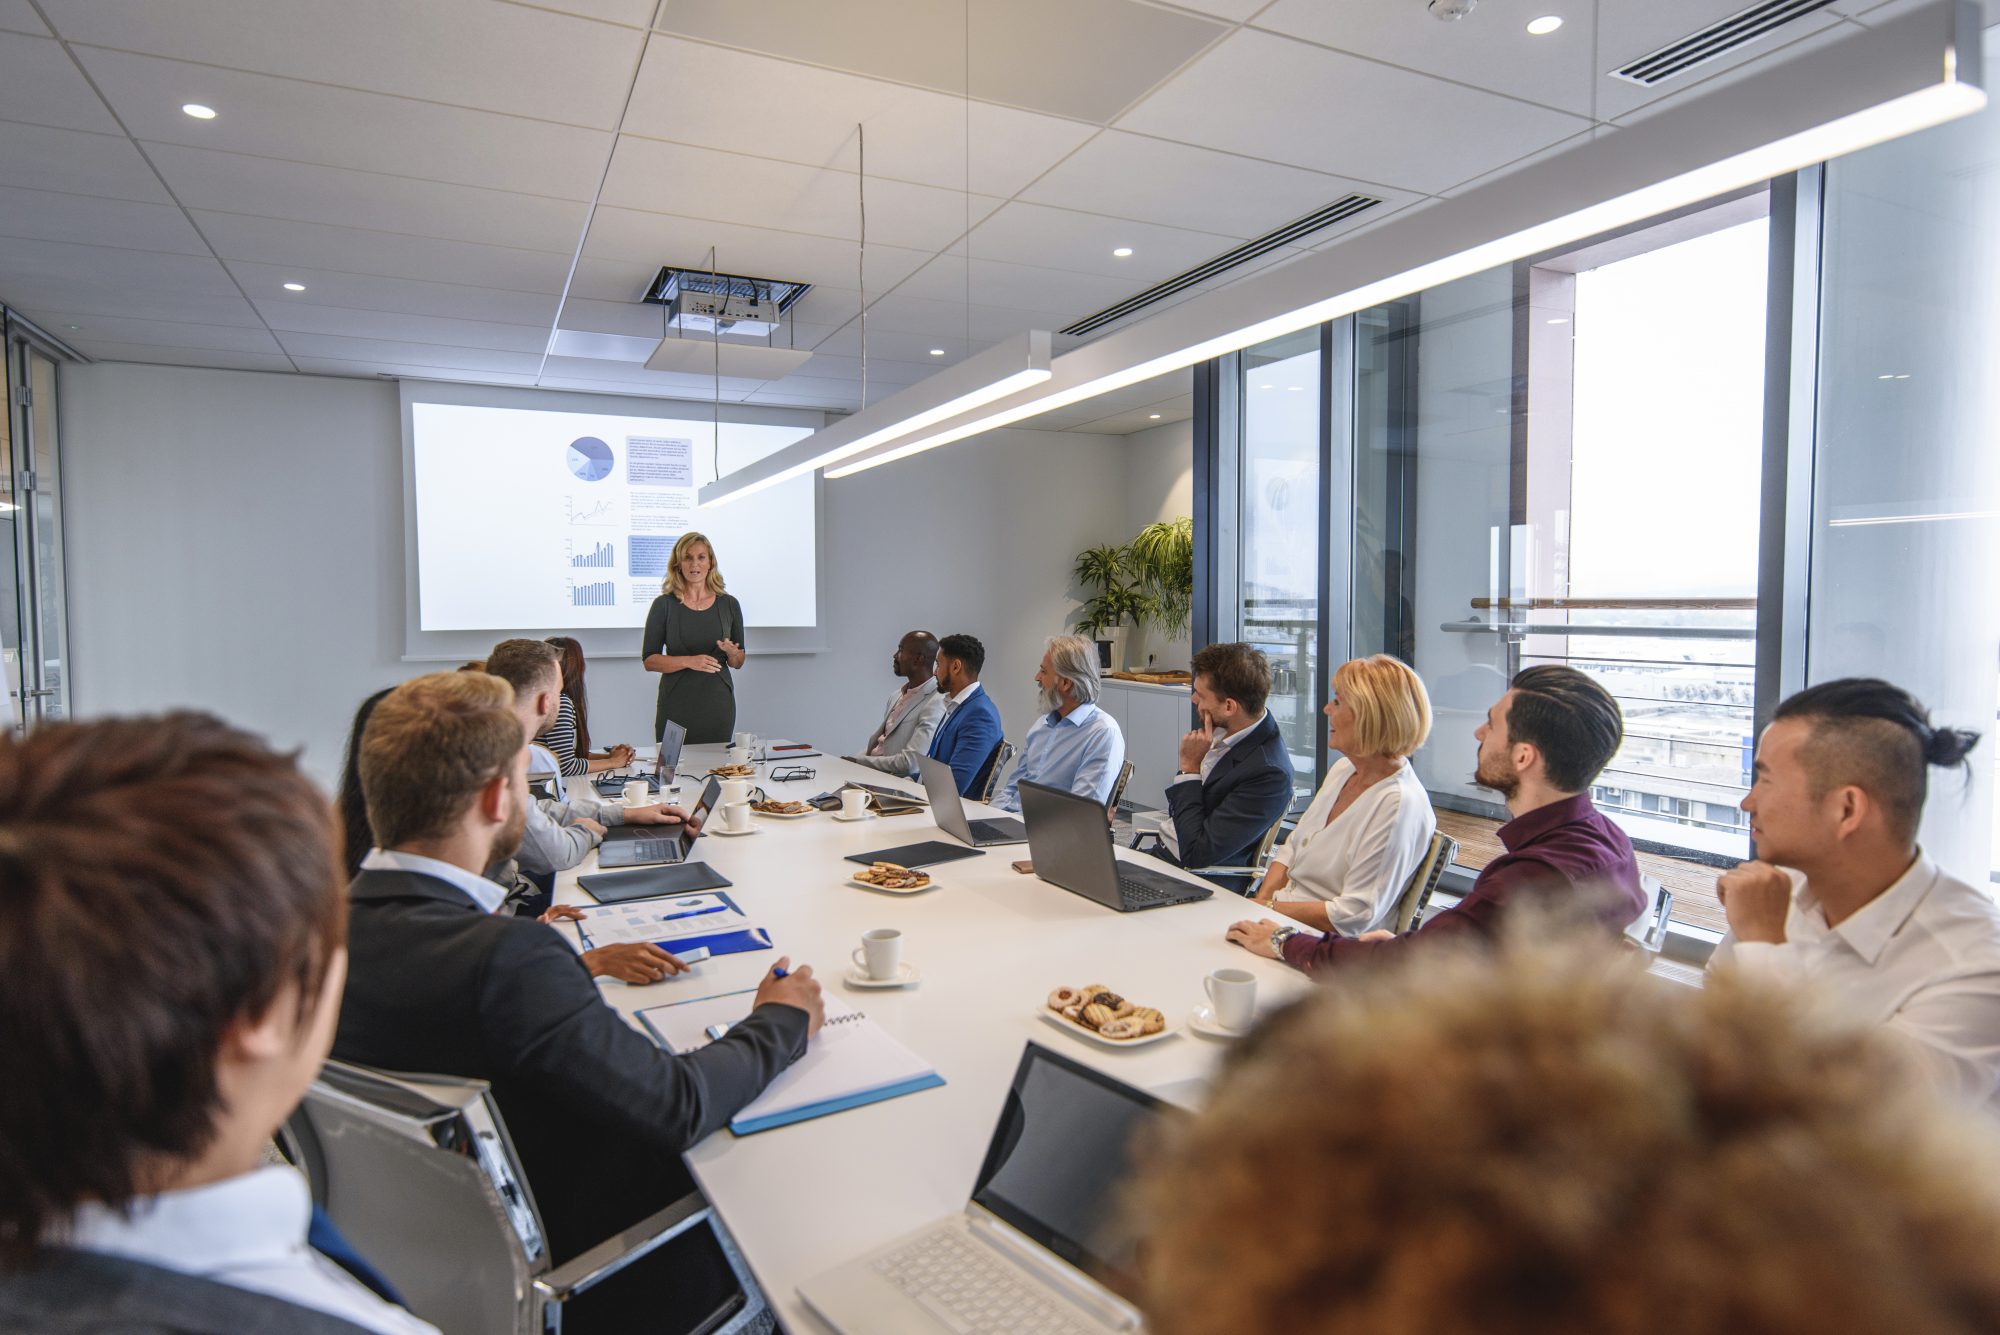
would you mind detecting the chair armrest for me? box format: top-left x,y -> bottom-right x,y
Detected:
1190,866 -> 1264,878
534,1191 -> 710,1304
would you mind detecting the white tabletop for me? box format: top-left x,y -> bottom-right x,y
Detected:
552,744 -> 1308,1332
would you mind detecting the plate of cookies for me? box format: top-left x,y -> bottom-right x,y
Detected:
847,861 -> 936,894
706,763 -> 756,778
1039,984 -> 1173,1047
751,798 -> 815,818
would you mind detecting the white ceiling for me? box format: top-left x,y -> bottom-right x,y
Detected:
0,0 -> 1968,434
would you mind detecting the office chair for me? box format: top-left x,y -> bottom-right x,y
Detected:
281,1061 -> 758,1335
1129,811 -> 1286,894
976,739 -> 1015,804
1105,760 -> 1135,816
1623,874 -> 1674,953
1389,831 -> 1460,934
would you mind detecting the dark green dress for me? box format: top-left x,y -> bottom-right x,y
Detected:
642,591 -> 744,744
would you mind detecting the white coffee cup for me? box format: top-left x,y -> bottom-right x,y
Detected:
727,745 -> 753,766
733,731 -> 755,752
852,928 -> 902,980
622,779 -> 649,807
720,777 -> 752,806
839,788 -> 868,819
1204,967 -> 1257,1031
720,800 -> 751,834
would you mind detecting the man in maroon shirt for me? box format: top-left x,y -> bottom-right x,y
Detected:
1228,665 -> 1645,974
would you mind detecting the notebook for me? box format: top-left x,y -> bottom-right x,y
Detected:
639,991 -> 944,1134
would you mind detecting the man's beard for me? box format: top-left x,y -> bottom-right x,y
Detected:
490,802 -> 528,868
1038,684 -> 1062,713
1473,755 -> 1518,799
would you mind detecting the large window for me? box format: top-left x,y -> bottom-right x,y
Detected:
1236,329 -> 1321,797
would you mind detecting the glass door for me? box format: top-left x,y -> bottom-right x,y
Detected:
5,322 -> 71,730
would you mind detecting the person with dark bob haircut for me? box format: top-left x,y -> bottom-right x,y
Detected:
1230,664 -> 1644,973
1711,677 -> 2000,1112
0,714 -> 436,1333
337,686 -> 396,880
542,636 -> 633,777
1138,932 -> 2000,1335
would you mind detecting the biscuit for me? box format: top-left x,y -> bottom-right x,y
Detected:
1080,1003 -> 1116,1030
1048,987 -> 1084,1011
1097,1018 -> 1145,1041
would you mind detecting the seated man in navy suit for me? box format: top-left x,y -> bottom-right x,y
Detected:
925,632 -> 1006,797
1151,642 -> 1295,894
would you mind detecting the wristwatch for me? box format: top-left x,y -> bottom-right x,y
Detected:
1266,924 -> 1300,958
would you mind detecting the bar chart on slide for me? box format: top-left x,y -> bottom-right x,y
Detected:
569,541 -> 613,568
570,580 -> 615,607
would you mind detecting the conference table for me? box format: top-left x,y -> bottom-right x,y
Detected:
550,743 -> 1311,1333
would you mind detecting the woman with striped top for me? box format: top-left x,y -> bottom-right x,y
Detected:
544,636 -> 634,777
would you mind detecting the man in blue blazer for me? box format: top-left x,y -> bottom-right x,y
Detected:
1153,643 -> 1295,894
926,632 -> 1006,797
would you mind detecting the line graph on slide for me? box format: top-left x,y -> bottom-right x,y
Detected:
565,497 -> 616,527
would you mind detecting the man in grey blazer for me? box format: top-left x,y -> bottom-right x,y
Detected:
845,629 -> 947,780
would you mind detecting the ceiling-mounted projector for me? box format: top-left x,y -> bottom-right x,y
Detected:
668,289 -> 783,337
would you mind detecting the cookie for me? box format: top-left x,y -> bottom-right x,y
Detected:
1080,1003 -> 1116,1030
1062,1004 -> 1083,1021
1129,1006 -> 1165,1035
1048,987 -> 1084,1011
1098,1017 -> 1145,1041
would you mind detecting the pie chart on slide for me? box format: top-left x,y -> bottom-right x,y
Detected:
566,436 -> 614,482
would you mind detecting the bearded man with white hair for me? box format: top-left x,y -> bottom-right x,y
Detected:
991,633 -> 1127,813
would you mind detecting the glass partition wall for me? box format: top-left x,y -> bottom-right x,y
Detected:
3,314 -> 73,731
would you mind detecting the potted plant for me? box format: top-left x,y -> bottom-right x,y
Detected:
1128,516 -> 1194,644
1073,543 -> 1146,670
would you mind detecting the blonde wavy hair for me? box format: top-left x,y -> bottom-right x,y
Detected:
1135,931 -> 2000,1335
1332,654 -> 1432,758
662,531 -> 726,601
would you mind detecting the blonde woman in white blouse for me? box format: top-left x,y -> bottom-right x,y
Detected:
1253,655 -> 1437,936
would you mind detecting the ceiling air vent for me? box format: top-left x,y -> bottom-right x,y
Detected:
1611,0 -> 1839,87
1060,194 -> 1381,338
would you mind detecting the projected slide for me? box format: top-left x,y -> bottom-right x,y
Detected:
411,401 -> 816,632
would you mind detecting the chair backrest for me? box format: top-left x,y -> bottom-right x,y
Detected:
1390,831 -> 1459,934
1248,814 -> 1286,870
976,739 -> 1015,804
1105,760 -> 1135,815
1623,874 -> 1673,953
284,1062 -> 545,1335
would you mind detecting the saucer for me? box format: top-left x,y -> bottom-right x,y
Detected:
831,810 -> 876,823
843,963 -> 922,989
1188,1005 -> 1250,1040
706,825 -> 762,838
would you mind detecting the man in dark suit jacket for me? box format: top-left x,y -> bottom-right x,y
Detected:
926,632 -> 1007,797
1152,643 -> 1295,894
333,671 -> 825,1264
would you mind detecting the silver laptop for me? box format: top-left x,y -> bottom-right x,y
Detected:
592,719 -> 686,799
919,755 -> 1027,847
799,1042 -> 1164,1335
1019,781 -> 1211,912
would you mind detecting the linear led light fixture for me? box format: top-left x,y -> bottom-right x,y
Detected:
697,330 -> 1050,507
828,1 -> 1982,479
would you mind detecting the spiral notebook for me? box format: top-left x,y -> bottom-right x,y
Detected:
638,991 -> 944,1134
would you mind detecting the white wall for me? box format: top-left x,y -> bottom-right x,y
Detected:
1120,418 -> 1195,671
61,363 -> 1166,786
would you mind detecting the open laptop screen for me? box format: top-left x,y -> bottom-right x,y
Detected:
656,719 -> 688,783
970,1043 -> 1168,1302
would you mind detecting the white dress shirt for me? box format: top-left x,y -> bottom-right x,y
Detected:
1267,757 -> 1436,934
1159,713 -> 1267,859
67,1166 -> 438,1334
361,846 -> 505,914
1710,853 -> 2000,1114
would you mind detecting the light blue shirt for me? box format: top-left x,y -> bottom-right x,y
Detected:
361,846 -> 506,915
993,701 -> 1126,813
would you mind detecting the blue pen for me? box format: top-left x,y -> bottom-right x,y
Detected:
657,904 -> 727,924
771,966 -> 789,979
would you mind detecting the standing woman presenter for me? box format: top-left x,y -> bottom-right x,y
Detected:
641,532 -> 745,744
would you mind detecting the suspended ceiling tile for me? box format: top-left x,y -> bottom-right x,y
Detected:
623,37 -> 1097,196
0,184 -> 208,254
895,253 -> 1134,320
536,374 -> 755,400
143,143 -> 592,251
1593,0 -> 1848,120
744,390 -> 863,409
956,200 -> 1248,282
599,135 -> 1002,251
1606,25 -> 1857,129
652,0 -> 1228,122
25,309 -> 284,353
511,0 -> 658,25
537,354 -> 766,391
66,340 -> 296,371
38,0 -> 646,130
0,0 -> 47,35
1116,28 -> 1590,195
557,297 -> 674,338
293,355 -> 540,386
0,236 -> 243,305
252,297 -> 553,352
76,47 -> 614,200
580,204 -> 933,293
272,331 -> 544,375
1019,129 -> 1415,239
839,291 -> 1059,340
192,211 -> 575,293
793,352 -> 941,386
1436,125 -> 1604,198
0,32 -> 123,133
0,121 -> 172,202
804,327 -> 977,362
1253,0 -> 1598,119
567,256 -> 661,304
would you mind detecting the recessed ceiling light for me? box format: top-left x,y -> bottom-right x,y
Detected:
1258,383 -> 1274,390
929,348 -> 945,356
1149,413 -> 1162,419
181,103 -> 217,119
1526,15 -> 1563,36
1112,247 -> 1134,258
1286,385 -> 1304,391
1547,316 -> 1570,324
282,281 -> 306,291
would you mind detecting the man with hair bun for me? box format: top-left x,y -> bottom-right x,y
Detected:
1711,677 -> 2000,1112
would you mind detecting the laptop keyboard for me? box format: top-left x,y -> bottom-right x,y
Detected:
616,839 -> 682,862
872,1228 -> 1096,1335
1116,874 -> 1192,906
